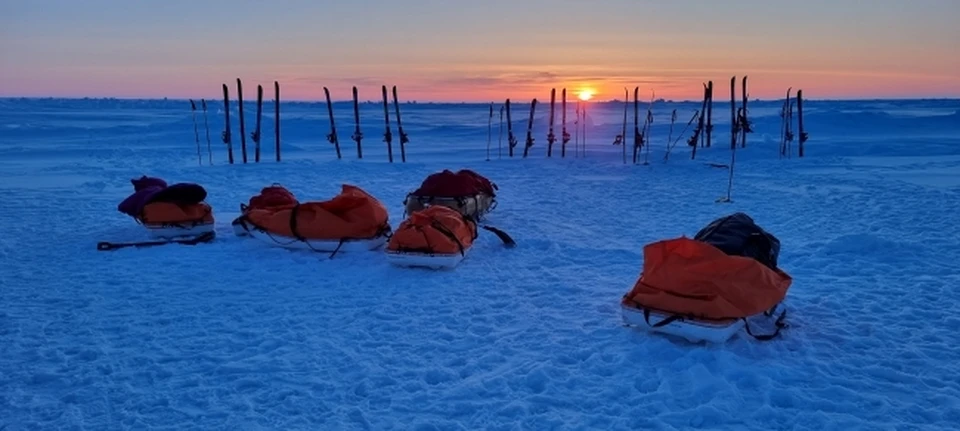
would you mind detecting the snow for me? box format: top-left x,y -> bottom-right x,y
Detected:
2,94 -> 959,430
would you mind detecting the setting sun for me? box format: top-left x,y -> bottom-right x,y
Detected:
578,90 -> 594,101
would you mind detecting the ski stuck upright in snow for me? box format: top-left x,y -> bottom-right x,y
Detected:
740,76 -> 751,148
221,84 -> 234,164
381,85 -> 394,163
730,76 -> 739,150
505,98 -> 517,157
561,88 -> 571,158
547,88 -> 556,157
237,78 -> 248,163
392,86 -> 409,162
642,90 -> 654,165
200,99 -> 212,165
252,84 -> 263,162
798,89 -> 808,158
323,87 -> 341,159
274,81 -> 281,162
352,86 -> 363,159
522,98 -> 538,158
498,104 -> 504,159
632,87 -> 641,164
705,80 -> 714,148
189,99 -> 201,165
618,87 -> 627,164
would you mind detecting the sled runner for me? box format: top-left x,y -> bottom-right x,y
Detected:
385,205 -> 515,269
403,169 -> 498,221
621,301 -> 788,344
232,184 -> 392,256
621,213 -> 792,343
117,176 -> 215,239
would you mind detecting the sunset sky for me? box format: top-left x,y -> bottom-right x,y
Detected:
2,0 -> 958,102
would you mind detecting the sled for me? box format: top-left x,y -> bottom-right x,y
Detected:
621,302 -> 787,343
620,213 -> 792,342
233,216 -> 390,252
384,249 -> 468,270
385,205 -> 514,270
143,219 -> 216,239
118,176 -> 215,240
232,183 -> 392,256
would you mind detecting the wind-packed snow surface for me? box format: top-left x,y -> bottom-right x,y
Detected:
1,95 -> 959,430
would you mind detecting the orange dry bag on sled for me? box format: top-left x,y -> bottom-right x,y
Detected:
232,184 -> 392,256
385,205 -> 515,269
620,212 -> 792,343
117,176 -> 215,238
99,176 -> 216,251
138,202 -> 214,236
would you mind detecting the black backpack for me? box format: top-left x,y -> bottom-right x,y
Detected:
693,212 -> 781,270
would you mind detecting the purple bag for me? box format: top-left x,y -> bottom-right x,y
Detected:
116,176 -> 206,218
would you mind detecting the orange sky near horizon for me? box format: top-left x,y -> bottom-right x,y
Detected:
2,0 -> 958,102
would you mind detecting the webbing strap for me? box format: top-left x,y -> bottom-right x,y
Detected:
643,308 -> 683,328
289,204 -> 305,241
430,220 -> 466,256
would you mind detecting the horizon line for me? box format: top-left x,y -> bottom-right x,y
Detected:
2,95 -> 959,104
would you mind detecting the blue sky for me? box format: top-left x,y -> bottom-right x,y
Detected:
2,0 -> 958,100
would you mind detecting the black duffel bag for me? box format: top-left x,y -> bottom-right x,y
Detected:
693,212 -> 781,270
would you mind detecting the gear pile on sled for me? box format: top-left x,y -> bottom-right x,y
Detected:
232,184 -> 392,256
229,169 -> 510,268
620,212 -> 792,343
385,205 -> 478,269
117,176 -> 215,238
403,169 -> 498,220
98,176 -> 216,250
385,205 -> 514,269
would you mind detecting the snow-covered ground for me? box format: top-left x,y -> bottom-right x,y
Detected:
1,94 -> 958,430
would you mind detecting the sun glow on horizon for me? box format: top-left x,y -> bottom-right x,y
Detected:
577,89 -> 594,101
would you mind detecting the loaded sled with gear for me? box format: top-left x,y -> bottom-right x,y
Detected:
621,212 -> 791,343
232,184 -> 392,255
385,205 -> 515,269
117,175 -> 215,239
403,169 -> 498,221
99,176 -> 217,251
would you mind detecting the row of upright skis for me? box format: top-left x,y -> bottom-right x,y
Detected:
189,79 -> 411,165
187,77 -> 809,166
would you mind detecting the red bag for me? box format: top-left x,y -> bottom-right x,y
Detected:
412,169 -> 498,197
246,184 -> 298,211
